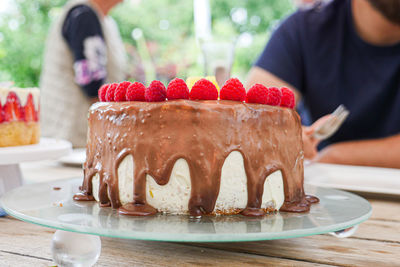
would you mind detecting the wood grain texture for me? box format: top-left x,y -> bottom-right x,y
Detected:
0,251 -> 50,267
189,234 -> 399,267
368,199 -> 400,222
353,219 -> 400,243
99,237 -> 330,267
0,217 -> 330,267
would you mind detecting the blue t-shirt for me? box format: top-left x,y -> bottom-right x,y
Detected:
255,0 -> 400,146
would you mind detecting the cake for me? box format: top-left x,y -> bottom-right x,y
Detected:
74,78 -> 318,216
0,87 -> 40,147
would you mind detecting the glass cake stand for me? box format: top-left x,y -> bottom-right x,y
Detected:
0,177 -> 372,242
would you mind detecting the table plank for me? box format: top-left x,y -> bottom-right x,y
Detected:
0,251 -> 50,267
1,217 -> 398,267
99,237 -> 329,267
353,219 -> 400,243
368,199 -> 400,222
0,217 -> 329,267
0,217 -> 54,262
189,234 -> 399,267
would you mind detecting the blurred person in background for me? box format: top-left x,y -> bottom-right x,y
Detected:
40,0 -> 127,147
247,0 -> 400,169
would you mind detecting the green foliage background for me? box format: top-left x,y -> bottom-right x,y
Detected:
0,0 -> 294,87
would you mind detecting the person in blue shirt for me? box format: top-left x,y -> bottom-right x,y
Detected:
246,0 -> 400,169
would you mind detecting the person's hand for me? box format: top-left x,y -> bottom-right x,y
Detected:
302,115 -> 332,159
313,143 -> 342,163
302,126 -> 319,159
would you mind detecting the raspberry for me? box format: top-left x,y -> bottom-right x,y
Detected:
167,78 -> 189,100
246,84 -> 269,104
114,81 -> 131,102
189,78 -> 218,100
220,78 -> 246,101
280,87 -> 295,108
267,87 -> 282,106
145,80 -> 167,102
126,82 -> 146,101
105,83 -> 118,102
98,84 -> 109,101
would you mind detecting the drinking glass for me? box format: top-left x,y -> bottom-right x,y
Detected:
200,38 -> 235,87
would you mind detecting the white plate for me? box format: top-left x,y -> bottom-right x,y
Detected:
0,138 -> 72,165
305,163 -> 400,196
58,149 -> 86,166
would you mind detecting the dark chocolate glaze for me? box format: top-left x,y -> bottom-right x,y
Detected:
75,100 -> 318,216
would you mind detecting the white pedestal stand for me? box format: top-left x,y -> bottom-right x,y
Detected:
0,138 -> 72,215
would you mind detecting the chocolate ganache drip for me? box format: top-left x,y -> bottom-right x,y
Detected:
74,100 -> 318,216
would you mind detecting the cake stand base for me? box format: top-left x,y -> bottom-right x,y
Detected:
0,164 -> 23,216
51,230 -> 101,266
1,178 -> 371,242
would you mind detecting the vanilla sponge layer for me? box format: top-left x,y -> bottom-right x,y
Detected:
0,121 -> 40,147
92,151 -> 284,214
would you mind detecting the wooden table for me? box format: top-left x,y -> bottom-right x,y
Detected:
1,161 -> 399,266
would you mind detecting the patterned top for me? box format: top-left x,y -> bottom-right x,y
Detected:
62,5 -> 106,97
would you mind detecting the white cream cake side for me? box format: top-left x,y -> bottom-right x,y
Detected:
91,151 -> 284,214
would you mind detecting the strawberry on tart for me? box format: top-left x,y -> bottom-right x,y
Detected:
0,87 -> 40,147
74,78 -> 318,217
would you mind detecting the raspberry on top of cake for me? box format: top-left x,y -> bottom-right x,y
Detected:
0,87 -> 40,147
75,78 -> 318,217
